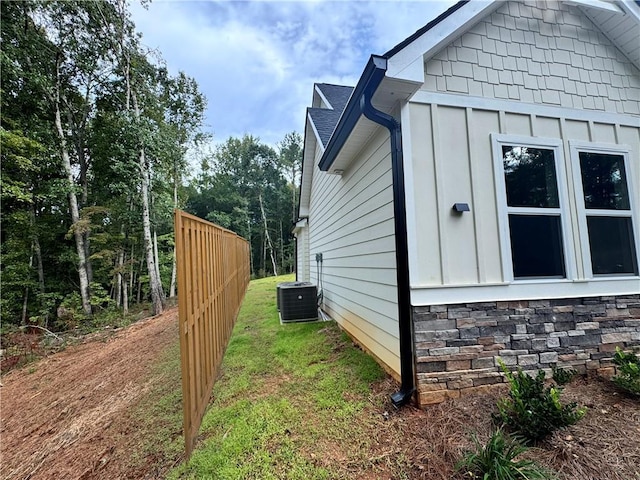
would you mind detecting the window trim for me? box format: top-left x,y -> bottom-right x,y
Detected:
491,134 -> 576,282
569,141 -> 640,278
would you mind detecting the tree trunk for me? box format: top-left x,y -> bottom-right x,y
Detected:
122,254 -> 129,315
115,245 -> 124,307
279,219 -> 285,273
169,248 -> 177,298
21,286 -> 29,325
153,228 -> 162,290
132,91 -> 164,316
21,250 -> 33,325
55,60 -> 92,316
31,207 -> 45,295
69,107 -> 94,285
169,181 -> 178,298
259,193 -> 278,276
129,243 -> 135,300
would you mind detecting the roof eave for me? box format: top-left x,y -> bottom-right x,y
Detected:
318,55 -> 388,172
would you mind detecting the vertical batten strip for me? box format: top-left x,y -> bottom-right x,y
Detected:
530,114 -> 537,137
466,107 -> 486,283
559,117 -> 584,280
431,104 -> 450,284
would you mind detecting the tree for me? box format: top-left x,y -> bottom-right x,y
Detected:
186,133 -> 298,278
277,132 -> 303,224
1,0 -> 208,327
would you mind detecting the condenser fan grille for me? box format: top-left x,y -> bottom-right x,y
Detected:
277,282 -> 318,323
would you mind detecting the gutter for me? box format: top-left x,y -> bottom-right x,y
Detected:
320,55 -> 416,407
318,56 -> 387,172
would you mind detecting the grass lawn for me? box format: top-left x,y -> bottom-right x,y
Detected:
168,274 -> 399,479
164,275 -> 640,480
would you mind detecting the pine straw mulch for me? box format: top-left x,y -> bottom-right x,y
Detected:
358,376 -> 640,480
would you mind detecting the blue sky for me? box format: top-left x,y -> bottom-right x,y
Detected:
130,0 -> 455,147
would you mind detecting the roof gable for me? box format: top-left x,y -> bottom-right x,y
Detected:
420,1 -> 640,114
315,83 -> 353,112
384,0 -> 640,84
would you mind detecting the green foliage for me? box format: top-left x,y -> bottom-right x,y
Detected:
495,360 -> 586,442
612,347 -> 640,396
89,282 -> 115,311
0,0 -> 213,326
187,133 -> 301,278
551,365 -> 578,386
457,429 -> 554,480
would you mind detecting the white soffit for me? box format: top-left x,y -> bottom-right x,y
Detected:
577,0 -> 640,69
327,116 -> 380,174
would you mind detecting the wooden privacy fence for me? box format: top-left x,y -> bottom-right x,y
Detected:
174,209 -> 250,458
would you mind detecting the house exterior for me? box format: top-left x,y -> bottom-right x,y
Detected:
295,0 -> 640,407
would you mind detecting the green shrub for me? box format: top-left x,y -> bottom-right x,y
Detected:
495,360 -> 586,443
551,365 -> 578,386
612,347 -> 640,396
457,428 -> 554,480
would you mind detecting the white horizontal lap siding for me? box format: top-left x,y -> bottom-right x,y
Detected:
308,126 -> 400,375
407,97 -> 640,305
421,0 -> 640,114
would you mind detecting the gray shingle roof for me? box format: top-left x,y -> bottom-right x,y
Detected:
316,83 -> 354,112
308,84 -> 354,148
308,108 -> 343,148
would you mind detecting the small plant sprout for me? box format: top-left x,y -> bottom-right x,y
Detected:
457,428 -> 555,480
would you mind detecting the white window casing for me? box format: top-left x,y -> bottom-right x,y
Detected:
491,133 -> 577,283
569,140 -> 640,279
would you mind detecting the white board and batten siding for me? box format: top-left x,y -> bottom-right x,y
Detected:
308,126 -> 400,377
404,0 -> 640,307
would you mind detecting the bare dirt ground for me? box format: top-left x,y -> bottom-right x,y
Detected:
0,308 -> 180,480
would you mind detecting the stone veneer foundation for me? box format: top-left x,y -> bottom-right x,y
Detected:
414,294 -> 640,406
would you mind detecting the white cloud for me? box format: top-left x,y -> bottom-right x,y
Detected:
130,0 -> 456,146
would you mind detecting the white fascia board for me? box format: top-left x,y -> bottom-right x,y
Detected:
386,1 -> 499,82
618,0 -> 640,24
566,0 -> 624,14
314,84 -> 333,110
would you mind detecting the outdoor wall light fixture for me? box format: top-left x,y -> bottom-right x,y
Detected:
452,203 -> 470,213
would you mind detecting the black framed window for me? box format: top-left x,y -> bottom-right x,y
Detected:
578,151 -> 638,276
